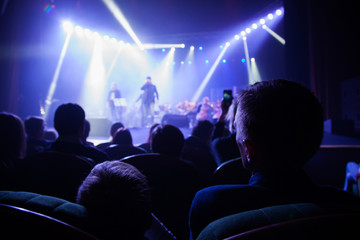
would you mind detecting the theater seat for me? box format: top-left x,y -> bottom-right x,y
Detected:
104,144 -> 147,160
212,158 -> 251,185
197,203 -> 360,240
0,203 -> 95,239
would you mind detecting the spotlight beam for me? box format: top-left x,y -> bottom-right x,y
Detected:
44,32 -> 72,121
102,0 -> 143,49
191,43 -> 230,103
243,37 -> 253,84
262,25 -> 286,45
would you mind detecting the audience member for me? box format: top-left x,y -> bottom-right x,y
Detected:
104,127 -> 146,160
189,79 -> 360,239
96,121 -> 124,150
126,124 -> 200,239
211,97 -> 241,165
0,112 -> 26,189
49,103 -> 109,164
81,119 -> 94,146
43,129 -> 57,141
182,120 -> 217,187
77,161 -> 152,239
24,116 -> 51,156
137,123 -> 160,152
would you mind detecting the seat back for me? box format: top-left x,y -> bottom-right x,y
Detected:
121,153 -> 200,239
0,203 -> 95,239
225,213 -> 360,240
212,158 -> 251,185
15,151 -> 94,201
104,144 -> 147,160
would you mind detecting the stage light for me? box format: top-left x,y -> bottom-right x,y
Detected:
75,26 -> 84,37
103,35 -> 110,41
225,42 -> 230,47
162,48 -> 166,52
241,58 -> 246,63
188,60 -> 192,65
252,23 -> 258,29
62,21 -> 74,34
181,61 -> 184,65
262,25 -> 286,45
262,24 -> 267,29
267,13 -> 274,20
199,46 -> 203,51
180,44 -> 185,48
245,28 -> 251,34
219,45 -> 224,49
242,36 -> 247,40
240,31 -> 246,36
259,18 -> 266,25
276,9 -> 282,16
251,58 -> 255,62
234,34 -> 240,40
110,38 -> 117,43
102,0 -> 143,49
222,59 -> 226,63
205,60 -> 209,64
190,46 -> 195,50
171,47 -> 175,52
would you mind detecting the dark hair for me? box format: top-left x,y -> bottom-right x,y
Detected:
77,161 -> 151,239
235,79 -> 323,168
54,103 -> 85,136
110,122 -> 125,137
112,128 -> 133,146
146,76 -> 151,80
0,112 -> 26,160
151,124 -> 184,157
191,120 -> 214,140
24,116 -> 45,138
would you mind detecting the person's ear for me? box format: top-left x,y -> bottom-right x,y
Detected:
242,139 -> 255,165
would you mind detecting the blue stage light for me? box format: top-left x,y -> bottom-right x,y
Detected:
199,46 -> 203,51
162,48 -> 166,52
241,58 -> 246,63
205,60 -> 209,64
222,59 -> 226,63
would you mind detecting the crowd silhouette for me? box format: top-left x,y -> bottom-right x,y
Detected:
1,79 -> 360,239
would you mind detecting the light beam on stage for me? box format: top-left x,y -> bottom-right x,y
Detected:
262,25 -> 286,45
44,26 -> 72,122
80,36 -> 107,116
242,37 -> 253,85
102,0 -> 143,49
191,42 -> 230,103
250,58 -> 262,83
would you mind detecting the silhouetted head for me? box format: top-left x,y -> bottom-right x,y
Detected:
151,124 -> 184,158
112,128 -> 133,146
235,79 -> 323,172
54,103 -> 85,138
77,161 -> 151,239
24,116 -> 45,139
110,122 -> 125,137
0,112 -> 26,160
191,120 -> 214,145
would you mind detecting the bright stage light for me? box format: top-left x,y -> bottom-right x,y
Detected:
241,58 -> 246,63
142,44 -> 186,50
251,57 -> 262,83
234,34 -> 240,40
222,59 -> 226,63
62,21 -> 74,34
251,57 -> 255,62
259,18 -> 266,25
240,31 -> 246,36
102,0 -> 143,49
188,60 -> 192,65
205,60 -> 209,64
267,13 -> 274,20
199,46 -> 203,51
171,47 -> 175,52
190,46 -> 195,50
103,35 -> 110,41
225,42 -> 230,47
162,48 -> 166,52
219,45 -> 224,49
276,9 -> 282,16
262,25 -> 286,45
181,61 -> 184,65
245,28 -> 251,34
242,36 -> 247,40
252,23 -> 258,29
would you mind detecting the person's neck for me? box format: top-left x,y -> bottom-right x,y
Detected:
56,135 -> 82,144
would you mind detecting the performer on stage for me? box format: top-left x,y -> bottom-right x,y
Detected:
108,82 -> 122,122
139,76 -> 159,127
